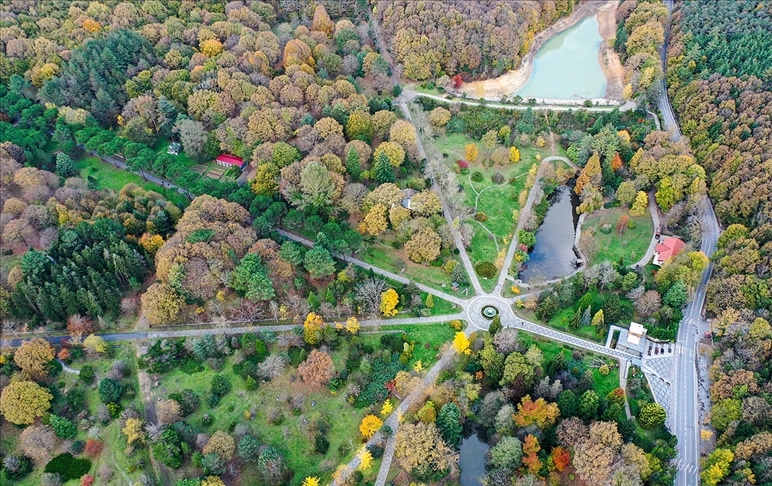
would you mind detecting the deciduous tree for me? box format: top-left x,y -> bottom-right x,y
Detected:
298,349 -> 334,385
14,338 -> 55,379
359,414 -> 383,439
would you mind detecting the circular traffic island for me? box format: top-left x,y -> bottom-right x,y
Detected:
481,305 -> 499,320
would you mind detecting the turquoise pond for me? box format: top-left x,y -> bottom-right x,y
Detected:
516,15 -> 607,100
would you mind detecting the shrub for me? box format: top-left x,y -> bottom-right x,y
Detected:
50,414 -> 77,439
491,172 -> 505,184
98,378 -> 123,404
314,434 -> 330,454
210,375 -> 232,397
44,453 -> 92,481
474,211 -> 488,222
84,439 -> 104,458
456,160 -> 469,169
475,261 -> 497,279
79,365 -> 95,383
3,455 -> 33,480
207,393 -> 221,408
71,440 -> 85,455
471,171 -> 484,182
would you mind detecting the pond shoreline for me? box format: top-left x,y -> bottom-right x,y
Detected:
458,0 -> 624,101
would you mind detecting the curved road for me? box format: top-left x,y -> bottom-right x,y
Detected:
656,0 -> 722,484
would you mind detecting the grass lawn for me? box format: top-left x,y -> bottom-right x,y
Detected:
515,287 -> 635,344
149,323 -> 457,485
505,331 -> 621,399
361,323 -> 457,367
359,242 -> 470,294
74,150 -> 189,208
0,345 -> 152,485
516,306 -> 602,343
425,129 -> 565,291
582,206 -> 654,267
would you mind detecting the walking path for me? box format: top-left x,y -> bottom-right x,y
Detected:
398,101 -> 484,295
57,358 -> 80,375
629,194 -> 661,269
276,229 -> 468,306
402,89 -> 637,113
493,155 -> 577,295
79,145 -> 192,199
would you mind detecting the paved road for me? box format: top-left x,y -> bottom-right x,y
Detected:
630,194 -> 662,269
0,314 -> 465,349
657,0 -> 682,142
656,0 -> 722,482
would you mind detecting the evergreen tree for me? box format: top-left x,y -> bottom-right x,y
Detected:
373,152 -> 395,184
436,403 -> 463,447
346,149 -> 361,181
55,152 -> 78,178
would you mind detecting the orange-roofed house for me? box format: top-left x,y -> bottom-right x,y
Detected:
215,154 -> 246,169
653,236 -> 685,266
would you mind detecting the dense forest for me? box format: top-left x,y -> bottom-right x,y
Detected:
666,1 -> 772,484
614,0 -> 669,105
378,0 -> 576,80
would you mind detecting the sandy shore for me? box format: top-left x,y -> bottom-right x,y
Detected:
458,0 -> 624,101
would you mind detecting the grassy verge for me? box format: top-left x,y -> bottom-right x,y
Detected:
516,307 -> 602,343
359,242 -> 469,294
74,150 -> 189,208
582,206 -> 654,267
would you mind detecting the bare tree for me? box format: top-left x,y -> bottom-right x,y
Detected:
634,290 -> 662,317
354,277 -> 387,318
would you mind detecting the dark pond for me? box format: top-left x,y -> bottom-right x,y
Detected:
459,427 -> 490,486
519,186 -> 580,283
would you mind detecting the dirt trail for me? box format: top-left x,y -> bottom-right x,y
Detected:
459,0 -> 624,100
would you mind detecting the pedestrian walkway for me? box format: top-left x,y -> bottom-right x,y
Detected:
630,195 -> 661,269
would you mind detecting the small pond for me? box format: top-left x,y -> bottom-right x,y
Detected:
519,186 -> 580,283
459,427 -> 489,486
515,15 -> 606,100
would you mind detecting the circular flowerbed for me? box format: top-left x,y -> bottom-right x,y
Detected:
481,305 -> 499,319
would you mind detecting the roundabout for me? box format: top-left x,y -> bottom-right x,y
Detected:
466,295 -> 520,331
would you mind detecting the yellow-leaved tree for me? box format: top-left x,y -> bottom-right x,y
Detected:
201,477 -> 226,486
358,448 -> 373,471
84,334 -> 108,354
465,143 -> 479,162
345,316 -> 360,334
359,414 -> 383,439
630,191 -> 649,217
14,338 -> 54,379
379,289 -> 399,317
302,477 -> 320,486
380,399 -> 393,417
453,332 -> 471,355
0,380 -> 53,425
304,312 -> 325,345
122,418 -> 146,445
509,146 -> 521,163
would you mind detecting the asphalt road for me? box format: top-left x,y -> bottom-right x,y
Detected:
658,0 -> 723,481
671,199 -> 719,485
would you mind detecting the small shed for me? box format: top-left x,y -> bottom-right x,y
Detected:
215,154 -> 246,169
400,188 -> 418,209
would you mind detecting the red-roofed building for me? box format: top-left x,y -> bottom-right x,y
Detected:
216,154 -> 246,169
653,236 -> 685,266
